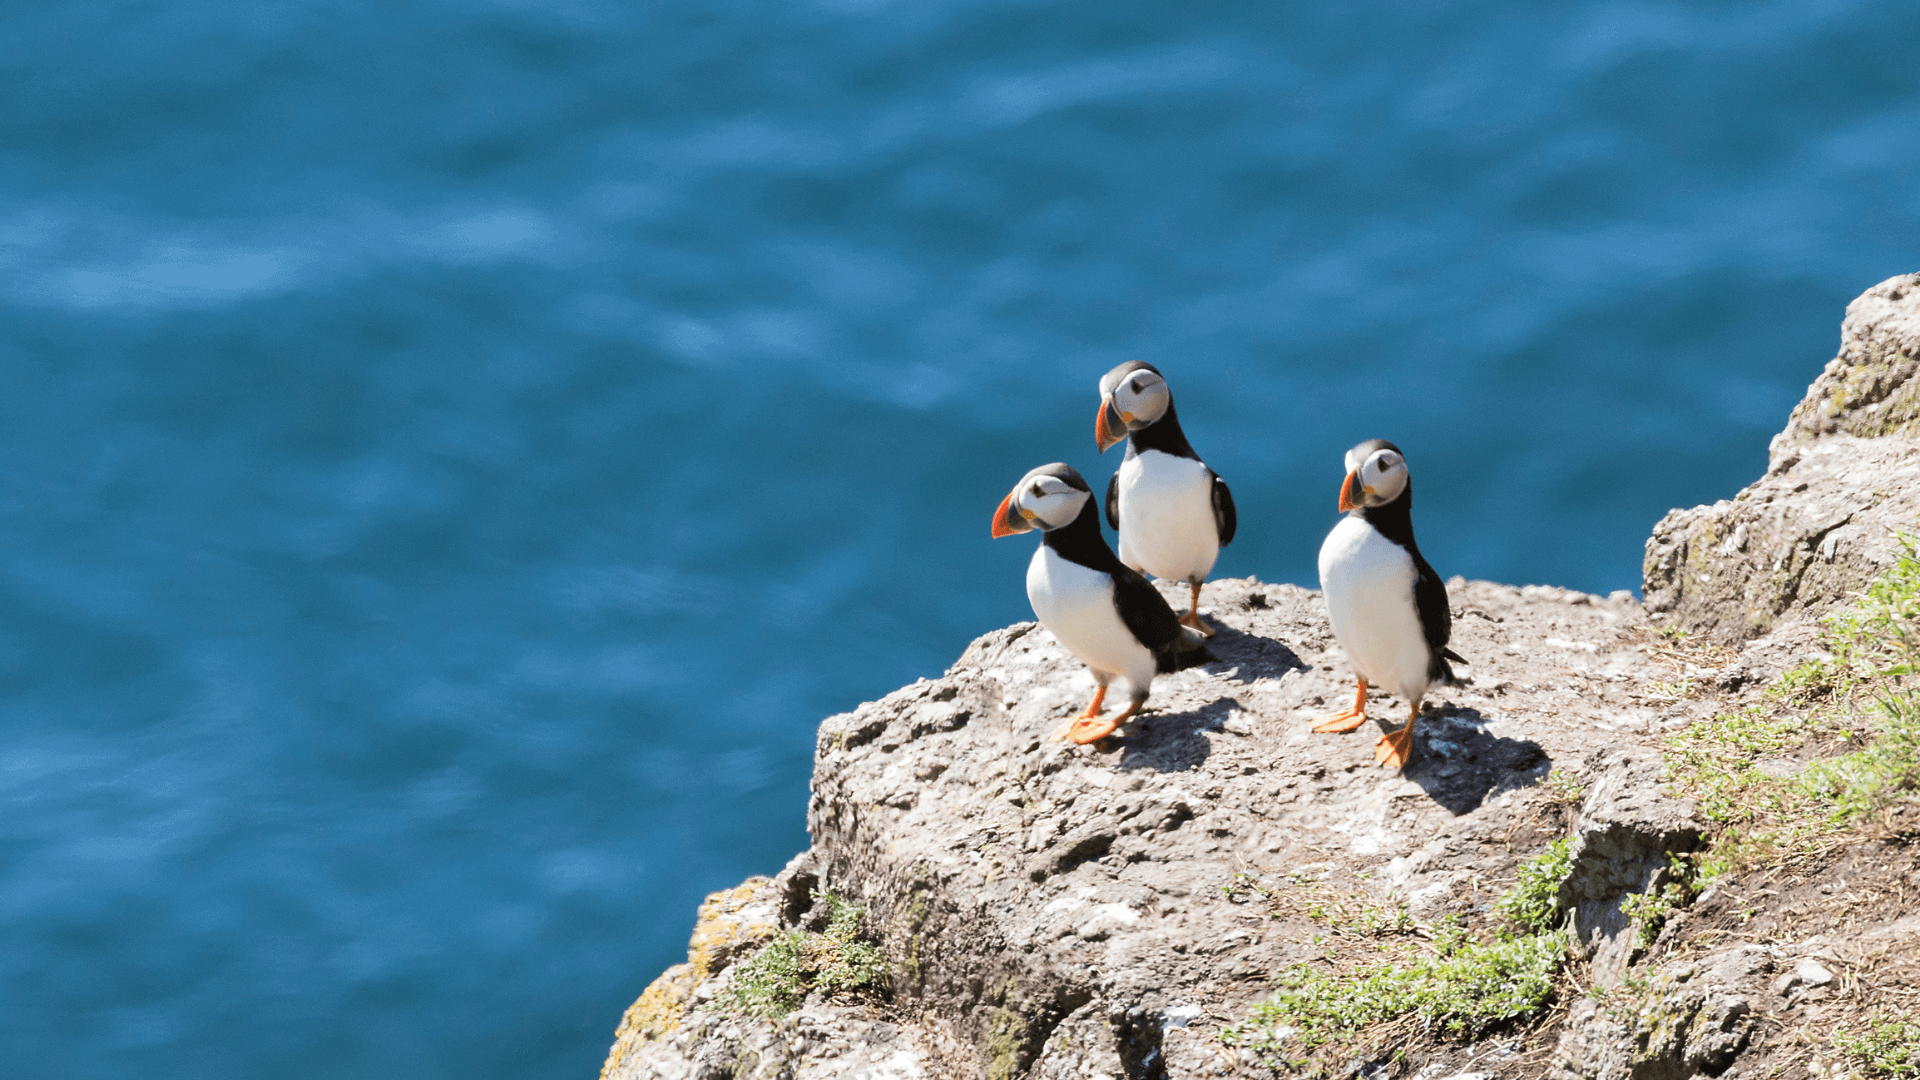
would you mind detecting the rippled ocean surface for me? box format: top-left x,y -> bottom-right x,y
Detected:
3,1 -> 1918,1076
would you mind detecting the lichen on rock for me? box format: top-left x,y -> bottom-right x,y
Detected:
1780,272 -> 1920,445
600,878 -> 785,1078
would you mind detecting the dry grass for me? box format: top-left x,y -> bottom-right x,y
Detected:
1631,624 -> 1737,703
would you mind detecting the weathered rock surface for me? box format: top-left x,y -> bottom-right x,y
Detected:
1779,273 -> 1920,445
1644,272 -> 1920,643
607,576 -> 1723,1080
1555,751 -> 1703,988
1550,946 -> 1775,1080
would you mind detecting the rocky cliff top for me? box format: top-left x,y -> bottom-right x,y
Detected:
1645,272 -> 1920,644
605,275 -> 1920,1080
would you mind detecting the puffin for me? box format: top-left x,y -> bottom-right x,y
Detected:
1095,361 -> 1236,636
1313,439 -> 1465,769
991,463 -> 1213,744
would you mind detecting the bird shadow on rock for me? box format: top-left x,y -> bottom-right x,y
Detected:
1394,704 -> 1552,816
1101,695 -> 1242,774
1196,620 -> 1308,684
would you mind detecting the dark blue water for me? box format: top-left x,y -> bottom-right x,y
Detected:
4,1 -> 1918,1076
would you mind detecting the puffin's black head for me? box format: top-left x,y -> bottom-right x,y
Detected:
1095,361 -> 1172,452
991,463 -> 1094,537
1338,439 -> 1410,512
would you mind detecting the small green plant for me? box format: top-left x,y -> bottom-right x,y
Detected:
1832,1008 -> 1920,1078
1494,837 -> 1573,934
1822,537 -> 1920,682
1774,654 -> 1843,704
1221,870 -> 1275,904
1220,922 -> 1563,1065
1798,687 -> 1920,824
1222,840 -> 1576,1071
1616,852 -> 1701,948
708,892 -> 888,1019
1541,768 -> 1587,807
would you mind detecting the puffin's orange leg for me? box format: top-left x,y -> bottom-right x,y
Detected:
1052,685 -> 1110,741
1077,685 -> 1107,720
1312,679 -> 1369,733
1374,701 -> 1419,769
1068,699 -> 1138,744
1179,582 -> 1216,636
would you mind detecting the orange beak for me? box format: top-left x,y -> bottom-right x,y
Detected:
1095,397 -> 1125,453
990,493 -> 1029,538
1338,470 -> 1360,512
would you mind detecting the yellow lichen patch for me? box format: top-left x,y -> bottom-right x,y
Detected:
689,916 -> 779,981
601,963 -> 696,1079
599,877 -> 784,1080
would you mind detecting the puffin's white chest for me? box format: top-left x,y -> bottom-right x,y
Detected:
1026,545 -> 1156,685
1318,514 -> 1432,702
1114,450 -> 1218,583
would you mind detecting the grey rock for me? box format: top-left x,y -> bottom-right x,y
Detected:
1556,751 -> 1703,987
1773,956 -> 1836,999
1643,434 -> 1920,643
1780,272 -> 1920,445
1645,273 -> 1920,642
1550,946 -> 1773,1080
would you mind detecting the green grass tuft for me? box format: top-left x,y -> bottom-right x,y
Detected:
1668,534 -> 1920,866
1833,1009 -> 1920,1078
1495,836 -> 1573,935
1224,928 -> 1562,1062
707,892 -> 889,1020
1541,768 -> 1587,807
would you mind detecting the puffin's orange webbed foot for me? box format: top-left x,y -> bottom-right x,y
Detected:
1066,715 -> 1121,743
1374,708 -> 1419,769
1312,708 -> 1368,733
1373,727 -> 1412,768
1067,700 -> 1138,745
1052,686 -> 1111,741
1312,679 -> 1368,733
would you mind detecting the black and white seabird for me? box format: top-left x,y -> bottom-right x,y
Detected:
991,463 -> 1213,744
1095,361 -> 1236,636
1313,440 -> 1466,769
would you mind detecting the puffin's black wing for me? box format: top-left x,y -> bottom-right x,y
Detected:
1105,471 -> 1120,531
1412,556 -> 1461,684
1111,567 -> 1212,673
1210,470 -> 1236,547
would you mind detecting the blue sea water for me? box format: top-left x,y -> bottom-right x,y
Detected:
2,0 -> 1918,1076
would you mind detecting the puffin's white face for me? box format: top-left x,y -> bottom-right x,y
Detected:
1108,369 -> 1169,428
1096,365 -> 1171,451
991,468 -> 1092,536
1340,444 -> 1409,510
1013,473 -> 1090,530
